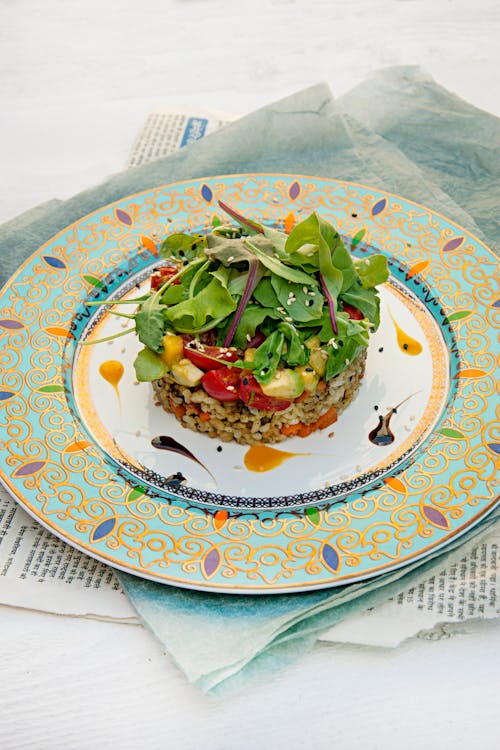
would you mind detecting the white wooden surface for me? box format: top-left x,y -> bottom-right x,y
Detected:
1,1 -> 500,748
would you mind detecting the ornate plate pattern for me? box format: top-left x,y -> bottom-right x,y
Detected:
0,175 -> 498,592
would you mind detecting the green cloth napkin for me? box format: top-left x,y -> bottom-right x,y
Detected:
1,66 -> 498,694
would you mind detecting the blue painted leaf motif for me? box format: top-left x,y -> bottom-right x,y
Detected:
203,547 -> 221,578
487,443 -> 500,455
422,505 -> 449,529
91,517 -> 117,542
43,255 -> 66,269
371,198 -> 387,217
321,543 -> 340,572
201,184 -> 213,202
0,391 -> 14,401
493,299 -> 500,308
288,181 -> 301,200
0,319 -> 24,329
442,236 -> 464,253
115,208 -> 132,226
14,460 -> 46,477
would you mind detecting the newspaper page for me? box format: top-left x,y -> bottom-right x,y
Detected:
319,527 -> 500,647
1,105 -> 498,644
126,106 -> 237,167
0,106 -> 235,622
0,484 -> 137,621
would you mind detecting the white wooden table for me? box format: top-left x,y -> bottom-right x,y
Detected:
1,1 -> 499,748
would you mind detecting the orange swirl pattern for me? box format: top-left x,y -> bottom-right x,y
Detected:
0,175 -> 498,592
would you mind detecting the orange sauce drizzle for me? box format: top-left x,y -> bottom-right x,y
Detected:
98,360 -> 124,402
390,315 -> 423,356
244,444 -> 309,473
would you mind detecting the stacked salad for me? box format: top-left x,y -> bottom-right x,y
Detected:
131,203 -> 389,412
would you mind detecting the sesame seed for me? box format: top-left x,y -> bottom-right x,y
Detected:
285,316 -> 293,322
227,256 -> 234,262
227,385 -> 235,391
303,286 -> 308,294
328,431 -> 335,438
345,358 -> 350,365
246,333 -> 251,341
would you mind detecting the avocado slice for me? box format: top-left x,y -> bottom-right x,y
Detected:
295,365 -> 320,392
261,368 -> 305,399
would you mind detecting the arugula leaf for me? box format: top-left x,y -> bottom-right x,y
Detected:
245,240 -> 313,285
135,294 -> 167,352
133,347 -> 168,382
263,226 -> 287,255
223,259 -> 261,347
277,321 -> 309,366
253,277 -> 280,309
341,284 -> 381,329
160,233 -> 207,262
325,340 -> 362,380
271,276 -> 323,323
205,233 -> 256,264
160,284 -> 184,304
218,200 -> 264,235
251,331 -> 285,383
354,255 -> 389,288
330,236 -> 357,292
316,308 -> 370,346
165,276 -> 236,332
232,305 -> 273,349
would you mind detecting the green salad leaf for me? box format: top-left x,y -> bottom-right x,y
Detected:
354,255 -> 389,288
134,347 -> 168,382
165,275 -> 237,333
135,295 -> 167,352
101,204 -> 389,385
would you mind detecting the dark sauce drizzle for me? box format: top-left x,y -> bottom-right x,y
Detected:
368,394 -> 417,447
151,435 -> 216,482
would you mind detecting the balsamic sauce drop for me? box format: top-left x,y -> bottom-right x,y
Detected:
368,410 -> 397,446
151,435 -> 216,482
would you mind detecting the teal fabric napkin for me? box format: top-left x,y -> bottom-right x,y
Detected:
1,66 -> 499,694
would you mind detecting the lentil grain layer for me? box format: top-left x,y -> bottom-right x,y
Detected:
152,349 -> 367,445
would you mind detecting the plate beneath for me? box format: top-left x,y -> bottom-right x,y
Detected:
0,174 -> 498,592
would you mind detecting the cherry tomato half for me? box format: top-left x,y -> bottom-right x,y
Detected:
238,373 -> 292,412
201,367 -> 242,402
342,302 -> 364,320
150,265 -> 180,290
184,342 -> 240,371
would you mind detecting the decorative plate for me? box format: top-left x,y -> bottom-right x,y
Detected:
0,175 -> 498,593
